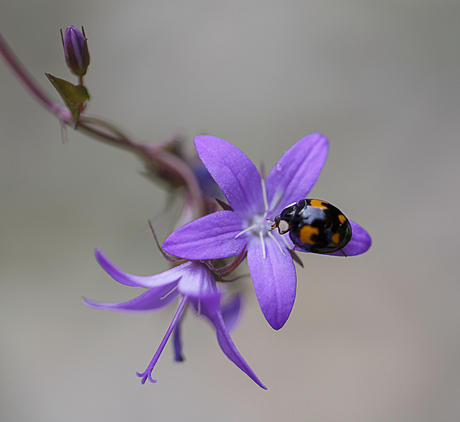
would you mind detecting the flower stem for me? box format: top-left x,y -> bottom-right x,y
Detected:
0,32 -> 71,122
0,32 -> 205,217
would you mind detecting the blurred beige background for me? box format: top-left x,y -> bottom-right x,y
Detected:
1,1 -> 459,421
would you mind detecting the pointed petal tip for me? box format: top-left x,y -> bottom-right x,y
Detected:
342,221 -> 372,257
193,136 -> 264,218
252,377 -> 268,390
248,240 -> 296,333
194,134 -> 223,147
298,132 -> 329,149
94,247 -> 109,266
81,297 -> 104,309
266,314 -> 289,331
294,221 -> 372,257
94,247 -> 107,257
266,133 -> 330,215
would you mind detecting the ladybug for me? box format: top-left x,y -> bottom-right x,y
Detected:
271,199 -> 352,254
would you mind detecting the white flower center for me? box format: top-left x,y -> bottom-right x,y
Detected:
235,177 -> 286,259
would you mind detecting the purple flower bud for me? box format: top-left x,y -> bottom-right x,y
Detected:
61,26 -> 90,77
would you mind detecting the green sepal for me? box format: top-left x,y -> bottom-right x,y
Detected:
45,73 -> 90,121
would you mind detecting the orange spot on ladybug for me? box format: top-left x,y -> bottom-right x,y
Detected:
299,225 -> 319,245
338,214 -> 346,224
310,199 -> 327,210
332,232 -> 340,244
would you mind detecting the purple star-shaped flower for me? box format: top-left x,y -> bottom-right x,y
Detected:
162,134 -> 372,330
83,249 -> 266,389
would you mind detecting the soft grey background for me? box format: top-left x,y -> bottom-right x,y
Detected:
1,1 -> 459,421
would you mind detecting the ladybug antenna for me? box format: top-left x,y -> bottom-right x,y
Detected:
267,218 -> 278,232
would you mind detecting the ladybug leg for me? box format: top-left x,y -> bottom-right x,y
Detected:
340,249 -> 348,257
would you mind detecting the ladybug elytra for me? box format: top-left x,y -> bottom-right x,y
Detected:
271,199 -> 352,254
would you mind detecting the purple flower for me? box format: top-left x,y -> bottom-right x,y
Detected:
61,26 -> 90,77
162,134 -> 372,330
83,249 -> 266,389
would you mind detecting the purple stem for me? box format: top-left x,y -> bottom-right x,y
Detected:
77,118 -> 204,215
0,32 -> 205,216
0,32 -> 71,122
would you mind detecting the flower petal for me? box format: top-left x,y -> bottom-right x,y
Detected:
221,294 -> 243,332
194,136 -> 264,219
193,291 -> 266,389
266,133 -> 329,216
162,211 -> 246,260
326,220 -> 372,257
177,261 -> 216,297
95,248 -> 184,288
247,237 -> 296,330
82,283 -> 179,313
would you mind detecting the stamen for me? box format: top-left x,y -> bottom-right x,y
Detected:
267,230 -> 286,255
261,176 -> 269,212
268,189 -> 284,215
259,161 -> 266,180
236,223 -> 257,238
280,234 -> 292,250
160,285 -> 178,300
259,230 -> 266,259
136,296 -> 188,384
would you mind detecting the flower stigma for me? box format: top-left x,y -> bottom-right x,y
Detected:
235,175 -> 285,259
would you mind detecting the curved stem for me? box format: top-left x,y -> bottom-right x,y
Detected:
77,117 -> 205,216
0,32 -> 70,121
0,32 -> 205,216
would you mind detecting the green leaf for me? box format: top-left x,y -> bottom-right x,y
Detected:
45,73 -> 90,121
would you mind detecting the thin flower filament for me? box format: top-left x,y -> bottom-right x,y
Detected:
234,179 -> 286,259
160,284 -> 178,300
